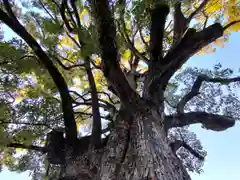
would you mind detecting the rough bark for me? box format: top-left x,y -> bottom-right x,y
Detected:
60,103 -> 191,180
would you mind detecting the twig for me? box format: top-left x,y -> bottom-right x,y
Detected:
188,0 -> 210,22
177,74 -> 240,114
6,143 -> 48,153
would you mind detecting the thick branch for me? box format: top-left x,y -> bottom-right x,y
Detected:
165,111 -> 235,131
177,75 -> 240,114
173,2 -> 188,44
181,141 -> 204,161
170,140 -> 204,160
60,0 -> 75,33
7,143 -> 48,153
85,61 -> 102,149
149,4 -> 169,61
0,5 -> 77,146
149,23 -> 224,95
65,0 -> 102,149
89,0 -> 139,106
144,4 -> 169,100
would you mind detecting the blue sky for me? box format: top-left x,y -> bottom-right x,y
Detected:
0,29 -> 240,180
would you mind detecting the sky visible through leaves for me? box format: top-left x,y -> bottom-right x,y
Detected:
1,28 -> 239,180
1,0 -> 240,179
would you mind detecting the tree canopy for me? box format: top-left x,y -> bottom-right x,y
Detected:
0,0 -> 240,179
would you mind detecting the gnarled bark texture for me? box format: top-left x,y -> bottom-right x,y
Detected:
62,104 -> 191,180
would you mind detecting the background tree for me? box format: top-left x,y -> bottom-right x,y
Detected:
0,0 -> 240,179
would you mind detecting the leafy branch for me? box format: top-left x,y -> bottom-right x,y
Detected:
6,143 -> 48,153
177,75 -> 240,114
0,0 -> 77,147
118,0 -> 149,64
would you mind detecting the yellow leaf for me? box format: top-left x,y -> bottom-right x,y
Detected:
95,57 -> 101,65
80,8 -> 90,26
121,49 -> 131,63
205,0 -> 222,15
16,148 -> 25,152
145,35 -> 150,42
15,96 -> 23,103
59,35 -> 75,48
215,38 -> 225,48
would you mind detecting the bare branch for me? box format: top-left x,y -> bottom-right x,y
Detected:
170,140 -> 204,161
85,61 -> 102,148
0,4 -> 77,146
0,120 -> 53,130
149,4 -> 169,61
3,0 -> 18,20
177,75 -> 240,114
188,0 -> 210,22
181,141 -> 205,161
223,20 -> 240,31
60,0 -> 75,33
203,12 -> 208,29
173,2 -> 188,44
148,23 -> 224,95
165,111 -> 235,132
138,25 -> 149,50
54,56 -> 85,70
39,0 -> 56,21
6,143 -> 48,153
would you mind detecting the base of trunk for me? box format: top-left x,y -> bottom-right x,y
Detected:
62,108 -> 191,180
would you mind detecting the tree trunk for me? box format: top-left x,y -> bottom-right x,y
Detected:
63,103 -> 191,180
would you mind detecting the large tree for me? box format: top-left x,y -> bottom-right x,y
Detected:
0,0 -> 240,179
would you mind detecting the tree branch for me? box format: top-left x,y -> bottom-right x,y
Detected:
6,143 -> 48,153
0,120 -> 53,130
165,111 -> 235,132
66,0 -> 102,149
85,61 -> 102,149
170,140 -> 204,160
0,3 -> 77,147
60,0 -> 75,33
177,75 -> 240,114
148,23 -> 224,96
143,4 -> 169,100
39,0 -> 56,21
188,0 -> 210,22
138,25 -> 149,50
89,0 -> 139,107
149,4 -> 169,62
173,2 -> 188,44
54,56 -> 85,70
223,20 -> 240,31
118,0 -> 149,64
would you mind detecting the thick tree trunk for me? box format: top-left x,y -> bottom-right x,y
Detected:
63,104 -> 191,180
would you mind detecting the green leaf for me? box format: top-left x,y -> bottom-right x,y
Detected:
43,19 -> 62,34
